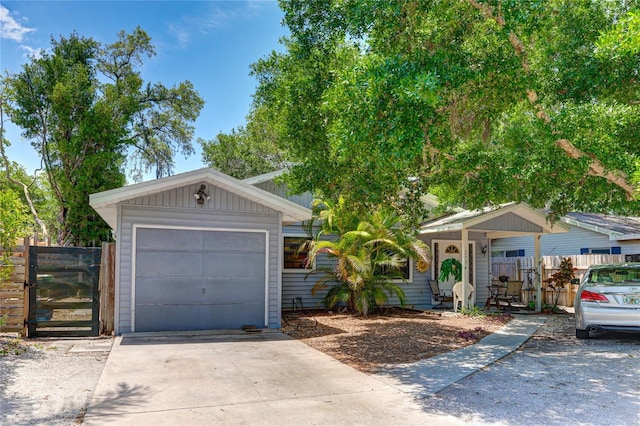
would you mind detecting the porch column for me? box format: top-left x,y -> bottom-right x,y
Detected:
534,233 -> 542,312
461,228 -> 469,308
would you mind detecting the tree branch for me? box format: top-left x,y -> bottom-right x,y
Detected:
468,0 -> 636,199
0,96 -> 49,239
555,139 -> 635,200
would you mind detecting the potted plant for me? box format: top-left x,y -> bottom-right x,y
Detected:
439,258 -> 462,282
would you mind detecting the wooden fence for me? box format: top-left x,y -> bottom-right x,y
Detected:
0,237 -> 32,332
492,254 -> 626,306
0,238 -> 115,334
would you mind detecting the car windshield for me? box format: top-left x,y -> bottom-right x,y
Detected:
587,268 -> 640,285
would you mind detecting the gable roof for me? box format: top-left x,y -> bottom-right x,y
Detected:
420,202 -> 570,238
563,212 -> 640,241
90,168 -> 311,228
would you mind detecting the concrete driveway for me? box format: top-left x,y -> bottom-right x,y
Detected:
83,330 -> 463,425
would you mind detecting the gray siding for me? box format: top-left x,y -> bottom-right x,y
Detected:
123,182 -> 275,214
491,226 -> 640,257
471,212 -> 543,233
255,181 -> 314,209
115,183 -> 281,334
281,225 -> 434,310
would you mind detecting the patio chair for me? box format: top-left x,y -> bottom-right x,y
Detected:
429,280 -> 453,309
452,282 -> 474,312
496,280 -> 523,310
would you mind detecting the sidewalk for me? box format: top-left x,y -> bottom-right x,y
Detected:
374,315 -> 547,397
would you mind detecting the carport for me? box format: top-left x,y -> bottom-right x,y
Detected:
90,168 -> 310,334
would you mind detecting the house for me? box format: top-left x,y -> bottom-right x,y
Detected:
256,171 -> 570,312
491,212 -> 640,261
90,168 -> 570,334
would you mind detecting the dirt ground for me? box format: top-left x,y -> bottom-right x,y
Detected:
281,307 -> 514,373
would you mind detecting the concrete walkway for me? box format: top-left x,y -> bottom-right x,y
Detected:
374,315 -> 548,397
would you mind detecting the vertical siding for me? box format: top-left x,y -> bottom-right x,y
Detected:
116,183 -> 281,334
471,212 -> 543,233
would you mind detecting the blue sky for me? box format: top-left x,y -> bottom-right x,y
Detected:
0,0 -> 287,180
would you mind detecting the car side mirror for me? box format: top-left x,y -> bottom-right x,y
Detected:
570,278 -> 580,285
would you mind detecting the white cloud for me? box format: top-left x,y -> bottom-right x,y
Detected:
20,45 -> 43,59
0,5 -> 35,42
168,1 -> 264,47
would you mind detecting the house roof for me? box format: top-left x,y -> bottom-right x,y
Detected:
241,169 -> 285,185
90,168 -> 312,228
420,202 -> 570,238
563,212 -> 640,241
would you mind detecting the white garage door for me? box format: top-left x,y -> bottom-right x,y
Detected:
134,228 -> 266,332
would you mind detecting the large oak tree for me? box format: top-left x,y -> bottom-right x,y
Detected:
249,0 -> 640,224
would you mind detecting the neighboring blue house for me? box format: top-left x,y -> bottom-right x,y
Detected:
491,212 -> 640,261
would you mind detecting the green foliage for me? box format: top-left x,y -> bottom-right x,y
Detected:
0,189 -> 30,279
305,199 -> 431,316
249,0 -> 640,222
199,106 -> 288,179
0,158 -> 60,242
459,306 -> 485,317
438,258 -> 462,282
5,28 -> 204,245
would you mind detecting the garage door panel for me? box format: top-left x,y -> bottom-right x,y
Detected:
203,232 -> 265,251
136,251 -> 204,278
135,303 -> 265,332
136,278 -> 264,305
202,253 -> 265,277
137,228 -> 203,250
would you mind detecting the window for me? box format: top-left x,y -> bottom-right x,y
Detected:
505,249 -> 525,257
378,257 -> 412,281
580,247 -> 621,255
283,236 -> 312,271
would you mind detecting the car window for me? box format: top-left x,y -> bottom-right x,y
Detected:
588,269 -> 640,285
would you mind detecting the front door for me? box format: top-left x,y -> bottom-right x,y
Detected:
433,240 -> 475,293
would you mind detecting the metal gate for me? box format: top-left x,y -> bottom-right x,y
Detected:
25,246 -> 101,337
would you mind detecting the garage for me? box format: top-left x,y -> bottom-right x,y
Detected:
133,227 -> 266,332
89,168 -> 311,334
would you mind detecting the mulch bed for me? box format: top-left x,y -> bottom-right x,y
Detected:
281,307 -> 514,373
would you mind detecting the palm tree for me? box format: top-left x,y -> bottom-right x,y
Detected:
304,199 -> 431,316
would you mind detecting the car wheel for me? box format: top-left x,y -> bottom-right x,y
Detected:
575,329 -> 590,339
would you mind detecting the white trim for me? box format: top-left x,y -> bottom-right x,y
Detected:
130,223 -> 270,332
264,229 -> 270,327
114,205 -> 122,335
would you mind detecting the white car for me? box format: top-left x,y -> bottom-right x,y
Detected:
574,263 -> 640,339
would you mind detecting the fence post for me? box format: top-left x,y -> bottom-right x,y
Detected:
23,237 -> 36,337
99,242 -> 115,335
